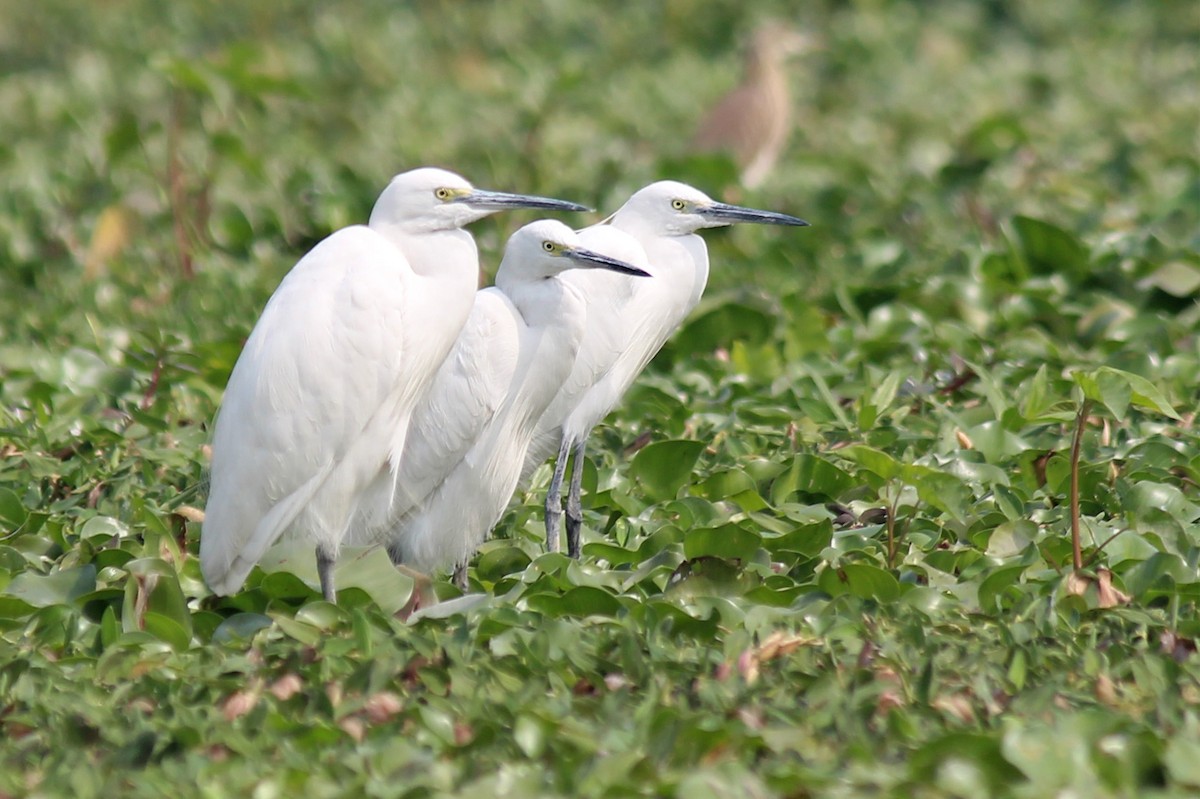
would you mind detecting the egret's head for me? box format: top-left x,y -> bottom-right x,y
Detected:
498,220 -> 650,284
369,167 -> 591,233
612,181 -> 809,236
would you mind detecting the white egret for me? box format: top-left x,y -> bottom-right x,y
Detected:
346,220 -> 648,585
525,181 -> 809,557
200,168 -> 589,601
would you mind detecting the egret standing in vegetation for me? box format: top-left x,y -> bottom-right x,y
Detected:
526,181 -> 809,557
347,220 -> 649,585
200,168 -> 589,602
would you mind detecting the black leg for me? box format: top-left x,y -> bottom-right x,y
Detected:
565,436 -> 588,559
544,435 -> 572,553
452,561 -> 468,591
316,546 -> 337,603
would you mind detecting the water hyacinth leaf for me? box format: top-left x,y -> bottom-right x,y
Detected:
78,515 -> 131,541
1121,481 -> 1200,524
670,298 -> 776,358
1074,367 -> 1179,421
475,546 -> 533,582
628,440 -> 705,502
683,524 -> 762,562
907,466 -> 972,521
4,564 -> 96,607
838,445 -> 902,481
762,520 -> 833,557
1011,215 -> 1089,280
698,468 -> 757,501
817,562 -> 901,601
214,609 -> 274,643
977,564 -> 1029,611
770,454 -> 856,505
526,586 -> 623,618
122,558 -> 192,645
0,488 -> 27,528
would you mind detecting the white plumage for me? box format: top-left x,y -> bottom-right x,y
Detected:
524,181 -> 809,556
350,220 -> 648,577
200,168 -> 587,600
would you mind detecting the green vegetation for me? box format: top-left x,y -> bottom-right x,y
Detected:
2,0 -> 1199,796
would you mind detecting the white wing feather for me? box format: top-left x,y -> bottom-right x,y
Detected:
200,226 -> 416,594
346,288 -> 521,543
522,226 -> 651,474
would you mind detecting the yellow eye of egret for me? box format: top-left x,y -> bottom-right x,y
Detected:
671,199 -> 687,211
435,188 -> 452,200
542,241 -> 556,253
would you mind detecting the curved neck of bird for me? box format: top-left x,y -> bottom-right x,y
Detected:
386,226 -> 480,281
745,48 -> 786,90
501,273 -> 579,330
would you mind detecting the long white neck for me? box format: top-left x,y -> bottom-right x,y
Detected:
502,274 -> 580,333
375,224 -> 481,343
617,222 -> 711,317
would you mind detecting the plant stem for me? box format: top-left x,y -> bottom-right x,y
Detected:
1070,400 -> 1091,572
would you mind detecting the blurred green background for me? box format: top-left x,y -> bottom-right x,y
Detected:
1,1 -> 1199,796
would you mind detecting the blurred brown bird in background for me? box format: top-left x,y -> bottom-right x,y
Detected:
690,25 -> 819,189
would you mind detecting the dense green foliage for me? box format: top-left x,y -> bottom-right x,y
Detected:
1,0 -> 1199,796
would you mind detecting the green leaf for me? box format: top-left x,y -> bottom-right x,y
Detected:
475,545 -> 533,582
906,465 -> 972,521
526,586 -> 623,618
78,515 -> 131,541
4,565 -> 97,607
838,445 -> 902,480
683,524 -> 762,561
770,454 -> 856,505
977,564 -> 1027,611
1165,736 -> 1200,787
818,562 -> 901,601
212,613 -> 273,643
0,488 -> 27,527
628,439 -> 705,502
1011,215 -> 1089,280
122,558 -> 193,645
1074,367 -> 1179,421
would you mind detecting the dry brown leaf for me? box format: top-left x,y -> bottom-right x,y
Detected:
85,204 -> 135,280
221,690 -> 259,722
956,429 -> 974,449
1066,569 -> 1131,608
1095,569 -> 1131,608
175,505 -> 206,523
268,674 -> 303,701
1095,673 -> 1117,706
738,648 -> 760,686
604,673 -> 630,691
363,692 -> 404,724
338,716 -> 365,742
877,690 -> 905,714
1065,571 -> 1090,597
756,631 -> 816,662
932,693 -> 975,724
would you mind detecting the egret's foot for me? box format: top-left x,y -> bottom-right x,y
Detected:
565,512 -> 582,560
316,547 -> 337,603
544,436 -> 573,554
393,564 -> 438,621
564,438 -> 587,559
545,499 -> 563,554
451,562 -> 469,591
